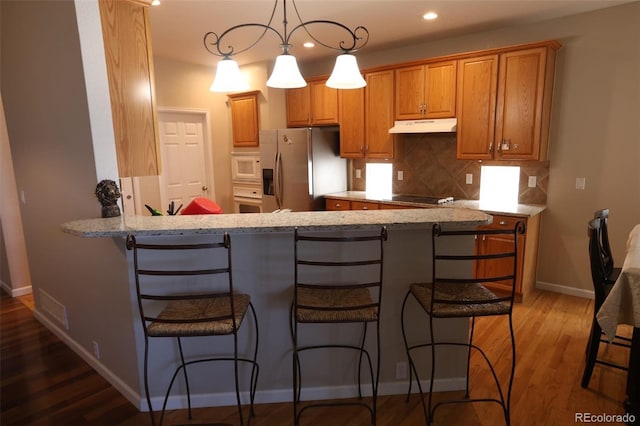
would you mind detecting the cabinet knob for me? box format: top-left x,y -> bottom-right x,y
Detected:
335,203 -> 341,207
202,185 -> 208,191
499,220 -> 507,225
362,206 -> 368,210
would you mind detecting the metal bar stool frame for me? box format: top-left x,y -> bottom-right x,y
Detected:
127,233 -> 260,426
401,222 -> 525,426
290,226 -> 387,426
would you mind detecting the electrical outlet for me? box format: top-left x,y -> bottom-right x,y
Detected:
397,170 -> 404,181
528,176 -> 537,188
395,361 -> 408,379
93,341 -> 100,359
465,173 -> 473,185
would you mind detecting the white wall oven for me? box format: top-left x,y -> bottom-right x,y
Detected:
231,152 -> 262,213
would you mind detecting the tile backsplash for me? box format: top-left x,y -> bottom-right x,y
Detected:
350,133 -> 549,205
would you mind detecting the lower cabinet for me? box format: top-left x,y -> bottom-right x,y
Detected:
475,213 -> 541,302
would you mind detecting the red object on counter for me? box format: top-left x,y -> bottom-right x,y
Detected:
180,197 -> 223,215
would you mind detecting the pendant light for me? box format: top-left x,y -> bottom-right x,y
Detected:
204,0 -> 369,92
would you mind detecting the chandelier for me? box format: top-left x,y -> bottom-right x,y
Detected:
204,0 -> 369,92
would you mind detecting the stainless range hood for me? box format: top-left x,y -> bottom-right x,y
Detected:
389,118 -> 457,134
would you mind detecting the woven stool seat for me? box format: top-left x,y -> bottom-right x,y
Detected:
148,293 -> 251,337
409,282 -> 510,318
296,287 -> 378,322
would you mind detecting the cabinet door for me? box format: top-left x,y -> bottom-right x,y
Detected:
395,65 -> 424,120
456,55 -> 498,160
286,86 -> 310,127
424,60 -> 457,118
99,0 -> 160,177
476,215 -> 526,296
495,47 -> 548,161
339,87 -> 366,158
365,70 -> 395,159
395,61 -> 457,120
309,80 -> 339,125
228,91 -> 260,147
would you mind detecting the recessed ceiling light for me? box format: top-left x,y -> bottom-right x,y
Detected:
423,12 -> 438,20
151,0 -> 160,5
303,42 -> 315,48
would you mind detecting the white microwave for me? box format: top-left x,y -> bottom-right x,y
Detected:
231,152 -> 261,182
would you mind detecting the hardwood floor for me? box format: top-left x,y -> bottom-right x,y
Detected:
1,289 -> 633,425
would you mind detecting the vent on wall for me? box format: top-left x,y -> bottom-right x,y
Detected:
39,289 -> 69,330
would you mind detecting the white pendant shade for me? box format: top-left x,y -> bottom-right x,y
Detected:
210,58 -> 249,93
267,54 -> 307,88
326,54 -> 366,89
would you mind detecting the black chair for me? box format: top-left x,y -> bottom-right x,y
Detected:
581,218 -> 632,388
593,209 -> 622,284
401,222 -> 525,426
290,227 -> 387,426
126,233 -> 259,426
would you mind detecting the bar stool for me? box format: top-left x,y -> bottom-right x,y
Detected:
401,222 -> 524,425
126,233 -> 259,426
290,226 -> 387,426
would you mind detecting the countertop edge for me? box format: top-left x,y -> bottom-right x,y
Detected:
325,191 -> 546,217
61,208 -> 492,238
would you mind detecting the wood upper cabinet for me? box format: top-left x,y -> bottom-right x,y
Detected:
457,42 -> 559,161
227,91 -> 260,147
338,87 -> 366,158
365,70 -> 395,159
495,46 -> 557,161
456,55 -> 499,160
286,78 -> 339,127
395,60 -> 457,120
99,0 -> 160,177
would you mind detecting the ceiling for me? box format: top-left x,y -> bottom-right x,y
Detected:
148,0 -> 633,69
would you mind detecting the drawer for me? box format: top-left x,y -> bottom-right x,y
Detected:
325,198 -> 351,211
351,201 -> 380,210
483,214 -> 527,230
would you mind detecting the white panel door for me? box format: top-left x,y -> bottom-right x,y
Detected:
158,111 -> 212,213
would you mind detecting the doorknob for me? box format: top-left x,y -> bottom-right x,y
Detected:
202,186 -> 208,191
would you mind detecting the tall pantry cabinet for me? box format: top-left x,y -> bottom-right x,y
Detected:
98,0 -> 161,177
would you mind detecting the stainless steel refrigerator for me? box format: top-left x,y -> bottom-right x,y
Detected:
260,128 -> 347,212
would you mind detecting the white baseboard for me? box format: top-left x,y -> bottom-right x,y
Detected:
0,279 -> 32,297
145,377 -> 467,412
33,309 -> 143,409
536,281 -> 594,299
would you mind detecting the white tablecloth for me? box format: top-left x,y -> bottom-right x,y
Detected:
597,224 -> 640,340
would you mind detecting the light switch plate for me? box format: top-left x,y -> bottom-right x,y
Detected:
528,176 -> 537,188
397,171 -> 404,181
355,169 -> 362,179
465,173 -> 473,185
576,177 -> 586,190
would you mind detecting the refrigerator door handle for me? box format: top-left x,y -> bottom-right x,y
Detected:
274,151 -> 283,208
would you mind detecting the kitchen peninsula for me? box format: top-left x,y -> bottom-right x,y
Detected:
61,208 -> 491,411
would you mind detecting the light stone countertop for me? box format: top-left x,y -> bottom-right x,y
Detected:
61,208 -> 491,238
326,191 -> 546,217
